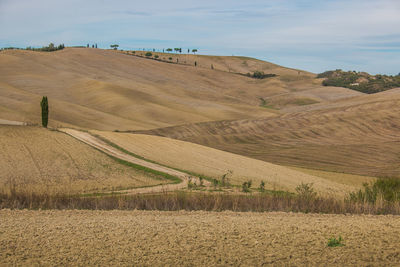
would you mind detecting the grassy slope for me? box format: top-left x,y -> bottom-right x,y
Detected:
92,130 -> 365,195
0,48 -> 360,130
0,126 -> 171,194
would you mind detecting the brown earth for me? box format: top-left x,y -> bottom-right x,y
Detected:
140,88 -> 400,177
1,209 -> 399,266
0,126 -> 172,194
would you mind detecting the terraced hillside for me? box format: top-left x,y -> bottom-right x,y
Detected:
0,126 -> 171,194
0,48 -> 360,130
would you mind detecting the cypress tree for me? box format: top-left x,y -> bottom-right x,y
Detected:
40,96 -> 49,128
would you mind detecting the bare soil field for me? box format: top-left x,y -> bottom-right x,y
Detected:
0,126 -> 171,194
92,131 -> 362,195
1,209 -> 399,266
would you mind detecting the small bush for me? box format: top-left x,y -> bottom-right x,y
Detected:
295,183 -> 317,200
154,55 -> 159,59
259,181 -> 265,192
242,180 -> 252,193
145,52 -> 152,57
327,236 -> 344,247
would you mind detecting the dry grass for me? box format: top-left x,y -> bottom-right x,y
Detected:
1,209 -> 400,266
0,126 -> 171,194
0,48 -> 360,131
91,131 -> 359,195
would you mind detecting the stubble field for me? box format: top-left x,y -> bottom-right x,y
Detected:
0,126 -> 171,194
1,209 -> 399,266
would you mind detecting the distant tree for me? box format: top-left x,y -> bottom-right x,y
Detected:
188,49 -> 190,53
169,57 -> 172,60
110,44 -> 119,50
95,43 -> 97,48
174,48 -> 180,53
145,52 -> 152,57
192,49 -> 198,54
87,44 -> 89,48
166,48 -> 173,53
40,96 -> 49,128
154,55 -> 159,59
92,44 -> 94,48
48,43 -> 55,50
194,61 -> 197,67
163,48 -> 165,53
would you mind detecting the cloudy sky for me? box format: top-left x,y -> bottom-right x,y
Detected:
1,0 -> 399,74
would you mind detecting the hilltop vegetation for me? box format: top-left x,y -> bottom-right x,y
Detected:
318,69 -> 400,94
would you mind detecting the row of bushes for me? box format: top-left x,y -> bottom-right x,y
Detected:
1,43 -> 65,52
246,71 -> 277,79
1,178 -> 400,214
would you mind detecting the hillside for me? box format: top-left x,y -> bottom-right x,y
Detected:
0,48 -> 361,130
92,130 -> 368,194
138,88 -> 400,178
0,125 -> 171,194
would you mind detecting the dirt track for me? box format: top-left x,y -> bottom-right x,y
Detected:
1,210 -> 399,266
59,128 -> 197,194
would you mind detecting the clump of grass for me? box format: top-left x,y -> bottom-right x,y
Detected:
295,183 -> 317,200
327,236 -> 344,247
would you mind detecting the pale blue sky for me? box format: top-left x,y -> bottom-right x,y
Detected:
0,0 -> 399,74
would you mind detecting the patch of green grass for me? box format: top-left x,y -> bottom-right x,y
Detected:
109,155 -> 181,184
258,97 -> 277,109
327,236 -> 344,247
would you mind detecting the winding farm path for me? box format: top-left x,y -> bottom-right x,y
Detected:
58,128 -> 198,194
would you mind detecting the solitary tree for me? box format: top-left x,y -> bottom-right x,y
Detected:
95,43 -> 97,48
87,44 -> 89,48
40,96 -> 49,128
110,44 -> 119,50
192,49 -> 198,54
166,48 -> 173,53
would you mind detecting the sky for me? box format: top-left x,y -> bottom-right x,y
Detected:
0,0 -> 399,75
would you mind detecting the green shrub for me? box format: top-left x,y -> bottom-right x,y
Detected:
145,52 -> 152,57
327,236 -> 344,247
259,181 -> 265,192
242,180 -> 252,193
349,178 -> 400,203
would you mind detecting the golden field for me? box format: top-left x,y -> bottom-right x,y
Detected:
0,48 -> 360,131
142,88 -> 400,177
92,130 -> 371,194
0,126 -> 170,194
1,209 -> 399,266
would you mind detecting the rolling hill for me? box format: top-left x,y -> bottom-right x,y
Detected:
139,88 -> 400,177
0,48 -> 360,130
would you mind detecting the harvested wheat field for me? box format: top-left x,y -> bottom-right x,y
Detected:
0,48 -> 360,131
92,131 -> 367,195
142,88 -> 400,178
1,209 -> 399,266
0,126 -> 171,194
